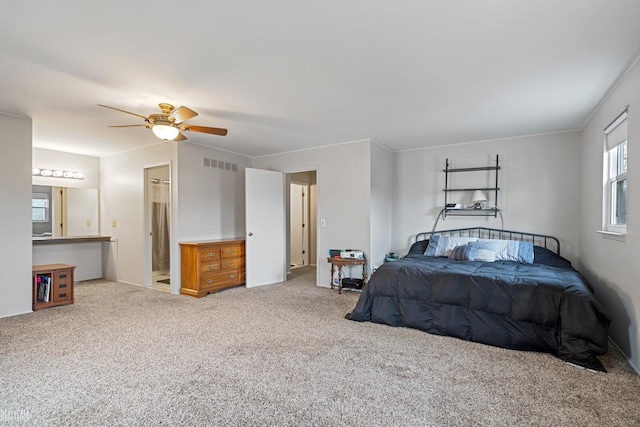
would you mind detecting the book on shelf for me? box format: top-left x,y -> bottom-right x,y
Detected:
44,276 -> 50,302
37,275 -> 51,302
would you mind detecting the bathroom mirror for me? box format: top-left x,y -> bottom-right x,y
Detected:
32,185 -> 99,237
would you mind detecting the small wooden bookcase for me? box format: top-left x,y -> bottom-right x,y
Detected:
32,264 -> 76,311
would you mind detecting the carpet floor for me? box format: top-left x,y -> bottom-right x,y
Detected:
1,266 -> 639,426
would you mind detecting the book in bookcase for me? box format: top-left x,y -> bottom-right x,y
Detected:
36,274 -> 51,302
43,276 -> 50,302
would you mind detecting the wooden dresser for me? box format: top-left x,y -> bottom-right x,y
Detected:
179,239 -> 245,297
32,264 -> 75,311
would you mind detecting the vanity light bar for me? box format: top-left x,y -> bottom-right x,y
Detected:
32,168 -> 84,180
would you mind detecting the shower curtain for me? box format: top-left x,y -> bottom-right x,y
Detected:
151,183 -> 170,273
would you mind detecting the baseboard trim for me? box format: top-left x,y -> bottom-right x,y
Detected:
117,280 -> 144,288
609,337 -> 640,375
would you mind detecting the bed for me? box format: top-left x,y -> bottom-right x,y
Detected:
346,227 -> 611,371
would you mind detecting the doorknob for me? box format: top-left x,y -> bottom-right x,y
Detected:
248,232 -> 253,236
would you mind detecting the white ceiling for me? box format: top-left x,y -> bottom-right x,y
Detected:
1,1 -> 640,158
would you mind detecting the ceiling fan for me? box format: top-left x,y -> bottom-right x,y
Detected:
98,103 -> 228,141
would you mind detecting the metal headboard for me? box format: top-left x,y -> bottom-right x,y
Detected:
415,227 -> 561,255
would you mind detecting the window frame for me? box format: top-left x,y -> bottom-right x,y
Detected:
32,193 -> 50,223
603,110 -> 628,235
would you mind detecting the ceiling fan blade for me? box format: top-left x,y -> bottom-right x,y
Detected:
184,125 -> 228,136
174,132 -> 187,141
98,104 -> 149,120
168,106 -> 198,124
108,124 -> 149,128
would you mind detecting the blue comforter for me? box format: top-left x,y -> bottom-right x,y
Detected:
346,243 -> 611,371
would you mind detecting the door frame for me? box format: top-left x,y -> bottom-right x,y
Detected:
289,181 -> 310,269
143,163 -> 172,290
284,168 -> 318,284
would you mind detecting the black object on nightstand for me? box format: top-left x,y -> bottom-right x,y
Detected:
385,253 -> 400,263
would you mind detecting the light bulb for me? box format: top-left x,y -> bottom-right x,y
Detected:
152,124 -> 179,140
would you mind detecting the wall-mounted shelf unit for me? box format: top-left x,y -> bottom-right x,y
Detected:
443,155 -> 500,218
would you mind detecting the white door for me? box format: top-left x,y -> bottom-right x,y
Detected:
245,168 -> 286,287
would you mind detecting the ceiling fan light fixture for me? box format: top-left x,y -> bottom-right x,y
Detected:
99,103 -> 227,141
152,124 -> 180,141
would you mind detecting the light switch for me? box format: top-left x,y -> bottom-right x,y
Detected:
320,219 -> 326,227
86,220 -> 91,227
111,220 -> 117,227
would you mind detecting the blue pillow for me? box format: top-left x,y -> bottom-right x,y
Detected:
424,235 -> 446,257
448,244 -> 479,261
502,240 -> 534,264
474,239 -> 500,252
475,239 -> 534,264
424,235 -> 478,257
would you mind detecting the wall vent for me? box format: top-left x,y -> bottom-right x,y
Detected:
202,157 -> 238,173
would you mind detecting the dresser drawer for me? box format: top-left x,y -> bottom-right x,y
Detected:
53,282 -> 72,302
199,247 -> 220,261
201,270 -> 240,290
221,245 -> 243,258
200,261 -> 220,274
53,269 -> 73,285
220,257 -> 243,271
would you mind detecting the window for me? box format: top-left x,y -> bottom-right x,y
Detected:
32,193 -> 49,222
604,110 -> 628,234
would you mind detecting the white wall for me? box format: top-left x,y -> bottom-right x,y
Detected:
33,242 -> 103,281
370,142 -> 393,268
100,142 -> 178,288
33,147 -> 100,189
392,132 -> 582,264
0,113 -> 33,317
252,140 -> 372,288
176,143 -> 251,242
579,58 -> 640,371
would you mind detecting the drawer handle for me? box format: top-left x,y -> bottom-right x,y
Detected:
229,275 -> 235,279
59,293 -> 66,298
208,252 -> 215,257
226,262 -> 231,266
225,251 -> 231,255
207,279 -> 214,284
208,265 -> 215,270
59,284 -> 67,288
59,274 -> 67,278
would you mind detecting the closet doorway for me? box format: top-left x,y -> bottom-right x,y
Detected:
145,165 -> 171,293
287,171 -> 317,274
290,182 -> 308,269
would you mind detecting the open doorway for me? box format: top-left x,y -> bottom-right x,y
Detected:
287,171 -> 317,275
145,165 -> 171,293
290,182 -> 308,269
